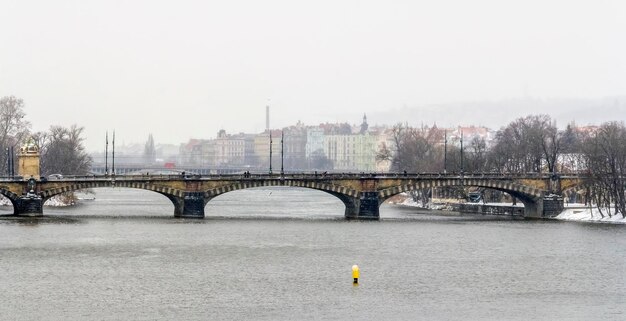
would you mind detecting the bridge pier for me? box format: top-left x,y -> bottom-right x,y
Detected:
172,193 -> 206,219
343,192 -> 380,220
523,200 -> 543,219
13,196 -> 44,216
520,195 -> 564,219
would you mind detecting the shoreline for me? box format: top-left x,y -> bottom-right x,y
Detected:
389,193 -> 626,224
0,194 -> 83,207
556,207 -> 626,224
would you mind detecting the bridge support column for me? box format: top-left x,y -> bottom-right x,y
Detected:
172,192 -> 206,219
522,195 -> 565,219
523,201 -> 543,219
542,195 -> 564,217
344,192 -> 380,220
14,196 -> 44,216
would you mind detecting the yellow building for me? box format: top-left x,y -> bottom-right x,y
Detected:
324,133 -> 377,172
253,130 -> 282,170
18,138 -> 40,180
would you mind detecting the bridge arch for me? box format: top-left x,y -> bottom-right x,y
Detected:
39,181 -> 186,202
379,178 -> 543,201
201,180 -> 363,218
377,178 -> 545,216
205,186 -> 346,218
202,180 -> 360,200
561,180 -> 593,194
38,181 -> 187,215
561,182 -> 593,204
0,188 -> 20,209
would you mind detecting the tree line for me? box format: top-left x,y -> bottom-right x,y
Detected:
0,96 -> 91,177
377,115 -> 626,218
3,94 -> 625,217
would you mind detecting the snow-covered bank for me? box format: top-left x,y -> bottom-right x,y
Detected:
44,195 -> 76,207
0,197 -> 10,206
0,195 -> 80,207
388,193 -> 523,210
392,193 -> 626,224
388,195 -> 458,211
556,208 -> 626,224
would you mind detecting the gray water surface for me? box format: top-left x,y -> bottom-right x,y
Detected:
1,188 -> 625,320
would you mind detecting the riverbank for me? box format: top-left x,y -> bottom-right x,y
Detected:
387,193 -> 523,211
557,206 -> 626,224
0,194 -> 82,207
390,193 -> 626,224
386,193 -> 449,209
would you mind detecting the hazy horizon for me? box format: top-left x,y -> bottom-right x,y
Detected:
1,0 -> 624,151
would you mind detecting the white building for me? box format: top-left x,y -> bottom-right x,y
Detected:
305,127 -> 325,158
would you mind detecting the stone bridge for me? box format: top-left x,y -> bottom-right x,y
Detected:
0,173 -> 588,219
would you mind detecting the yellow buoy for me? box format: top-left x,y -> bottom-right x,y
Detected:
352,265 -> 360,284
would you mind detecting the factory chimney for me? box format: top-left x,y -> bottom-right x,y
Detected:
266,105 -> 270,131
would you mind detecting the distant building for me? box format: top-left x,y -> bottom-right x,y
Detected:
574,125 -> 599,136
282,122 -> 308,171
178,139 -> 207,166
155,144 -> 180,163
214,130 -> 251,166
253,129 -> 282,171
319,122 -> 352,135
450,125 -> 494,147
323,116 -> 378,171
359,114 -> 369,134
306,127 -> 325,158
372,127 -> 394,172
324,133 -> 377,171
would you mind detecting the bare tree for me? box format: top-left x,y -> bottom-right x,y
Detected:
40,125 -> 92,176
376,123 -> 449,205
488,115 -> 560,173
466,136 -> 488,172
376,123 -> 407,172
0,96 -> 31,174
540,121 -> 562,173
581,122 -> 626,218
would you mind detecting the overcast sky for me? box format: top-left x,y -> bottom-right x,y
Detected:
1,0 -> 625,151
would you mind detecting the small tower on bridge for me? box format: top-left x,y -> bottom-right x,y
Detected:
18,138 -> 40,180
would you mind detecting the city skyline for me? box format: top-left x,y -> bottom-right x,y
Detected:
3,1 -> 626,317
1,0 -> 625,151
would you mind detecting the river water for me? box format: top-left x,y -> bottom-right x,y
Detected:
1,187 -> 625,320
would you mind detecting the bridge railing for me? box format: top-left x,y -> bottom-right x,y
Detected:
0,172 -> 588,182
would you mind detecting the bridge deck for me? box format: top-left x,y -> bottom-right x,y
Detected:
0,172 -> 582,182
0,172 -> 580,219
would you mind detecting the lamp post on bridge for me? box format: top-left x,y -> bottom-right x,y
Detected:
459,129 -> 466,201
11,145 -> 14,177
112,130 -> 116,175
281,130 -> 284,176
460,130 -> 464,174
6,145 -> 15,177
443,129 -> 447,174
105,131 -> 109,175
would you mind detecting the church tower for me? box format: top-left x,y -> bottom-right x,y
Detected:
360,113 -> 369,134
